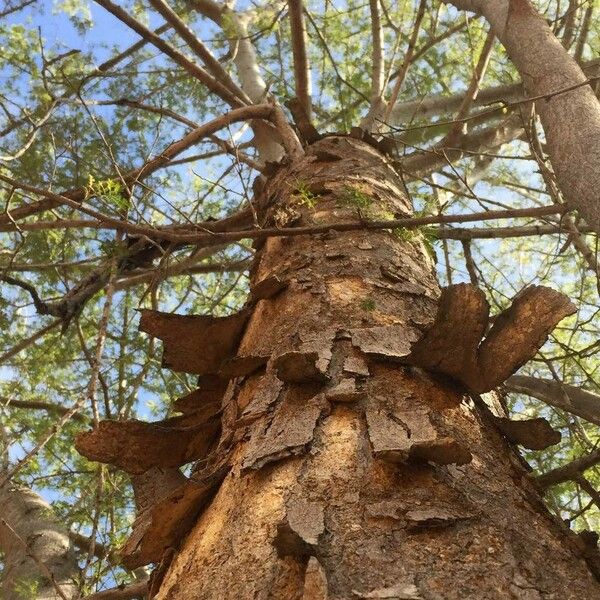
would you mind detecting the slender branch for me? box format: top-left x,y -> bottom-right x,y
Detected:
383,0 -> 427,123
114,259 -> 250,290
0,23 -> 173,140
576,476 -> 600,512
81,581 -> 148,600
1,399 -> 89,423
0,319 -> 61,365
0,174 -> 570,245
507,375 -> 600,426
443,30 -> 495,144
0,0 -> 35,18
0,391 -> 86,487
0,274 -> 56,316
389,58 -> 600,124
0,104 -> 273,227
94,0 -> 245,108
434,223 -> 594,240
574,1 -> 595,62
288,0 -> 312,117
536,448 -> 600,489
367,0 -> 384,103
148,0 -> 249,103
392,73 -> 600,136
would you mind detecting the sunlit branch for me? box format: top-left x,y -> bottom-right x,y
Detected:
148,0 -> 249,104
288,0 -> 312,118
94,0 -> 245,109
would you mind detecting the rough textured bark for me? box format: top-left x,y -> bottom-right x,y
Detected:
130,137 -> 599,598
0,483 -> 79,600
443,0 -> 600,233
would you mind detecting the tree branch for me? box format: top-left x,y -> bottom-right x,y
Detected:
536,448 -> 600,489
288,0 -> 312,118
94,0 -> 245,109
507,375 -> 600,426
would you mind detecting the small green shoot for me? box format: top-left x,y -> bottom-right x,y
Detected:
340,185 -> 372,209
361,297 -> 376,311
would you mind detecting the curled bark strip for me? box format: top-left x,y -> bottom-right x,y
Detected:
121,460 -> 230,569
408,284 -> 575,393
130,467 -> 188,513
242,392 -> 330,471
275,497 -> 325,557
251,274 -> 288,300
172,387 -> 225,415
237,369 -> 284,425
404,508 -> 475,532
353,580 -> 423,599
350,324 -> 418,363
493,416 -> 561,450
343,355 -> 370,377
302,556 -> 329,600
478,286 -> 576,388
325,378 -> 364,403
408,284 -> 488,382
75,408 -> 220,474
139,308 -> 250,375
148,548 -> 176,600
365,401 -> 471,466
220,355 -> 268,378
274,351 -> 330,383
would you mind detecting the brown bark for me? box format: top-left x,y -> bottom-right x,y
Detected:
135,137 -> 598,598
74,137 -> 600,598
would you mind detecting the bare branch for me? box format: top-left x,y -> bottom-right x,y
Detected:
383,0 -> 427,123
148,0 -> 249,103
94,0 -> 245,109
81,581 -> 148,600
443,0 -> 600,233
507,375 -> 600,427
288,0 -> 312,117
1,399 -> 89,423
536,448 -> 600,489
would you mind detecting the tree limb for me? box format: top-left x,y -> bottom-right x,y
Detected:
507,375 -> 600,426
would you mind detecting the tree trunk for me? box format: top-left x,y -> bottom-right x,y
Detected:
0,482 -> 79,600
145,137 -> 598,598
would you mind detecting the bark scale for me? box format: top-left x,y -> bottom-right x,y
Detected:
151,137 -> 599,599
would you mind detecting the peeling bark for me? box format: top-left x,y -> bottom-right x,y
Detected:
138,308 -> 250,375
407,283 -> 575,393
77,137 -> 599,598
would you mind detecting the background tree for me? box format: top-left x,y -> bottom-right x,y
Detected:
0,0 -> 599,598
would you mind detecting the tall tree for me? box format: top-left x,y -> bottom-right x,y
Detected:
0,0 -> 599,598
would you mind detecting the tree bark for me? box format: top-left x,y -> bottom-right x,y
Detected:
0,483 -> 79,600
443,0 -> 600,234
151,137 -> 599,599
